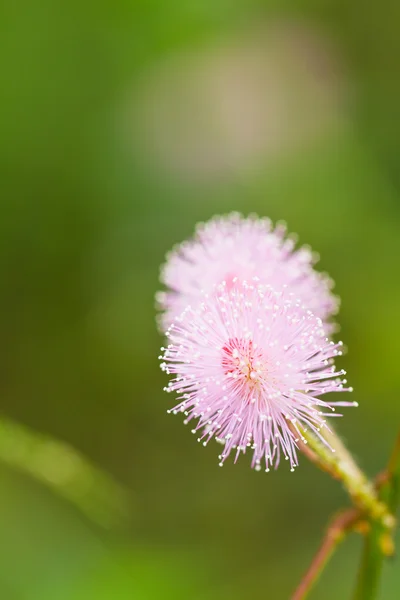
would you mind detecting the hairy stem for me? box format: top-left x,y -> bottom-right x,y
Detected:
299,425 -> 395,529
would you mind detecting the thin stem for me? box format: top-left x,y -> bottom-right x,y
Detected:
291,508 -> 360,600
291,431 -> 400,600
353,431 -> 400,600
300,425 -> 395,529
353,521 -> 385,600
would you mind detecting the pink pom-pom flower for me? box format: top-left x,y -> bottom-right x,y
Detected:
160,280 -> 355,471
157,213 -> 339,333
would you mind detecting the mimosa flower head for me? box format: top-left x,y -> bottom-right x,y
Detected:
157,213 -> 338,333
160,280 -> 354,471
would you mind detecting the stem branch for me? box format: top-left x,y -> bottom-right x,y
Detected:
353,431 -> 400,600
292,426 -> 400,600
291,508 -> 360,600
300,425 -> 394,529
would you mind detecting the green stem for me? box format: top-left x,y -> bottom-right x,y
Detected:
353,431 -> 400,600
300,425 -> 394,529
353,521 -> 385,600
293,426 -> 400,600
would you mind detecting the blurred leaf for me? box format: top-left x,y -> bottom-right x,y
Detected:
0,417 -> 131,529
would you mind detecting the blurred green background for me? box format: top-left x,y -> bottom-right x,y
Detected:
1,1 -> 400,599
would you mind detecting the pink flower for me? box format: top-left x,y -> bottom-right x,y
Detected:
160,280 -> 354,471
157,213 -> 339,333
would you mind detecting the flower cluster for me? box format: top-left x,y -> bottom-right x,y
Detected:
158,214 -> 354,471
157,213 -> 338,333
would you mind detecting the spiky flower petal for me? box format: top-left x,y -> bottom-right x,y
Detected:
160,280 -> 354,471
157,213 -> 338,332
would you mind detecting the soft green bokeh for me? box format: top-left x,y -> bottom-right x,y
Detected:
1,1 -> 399,598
